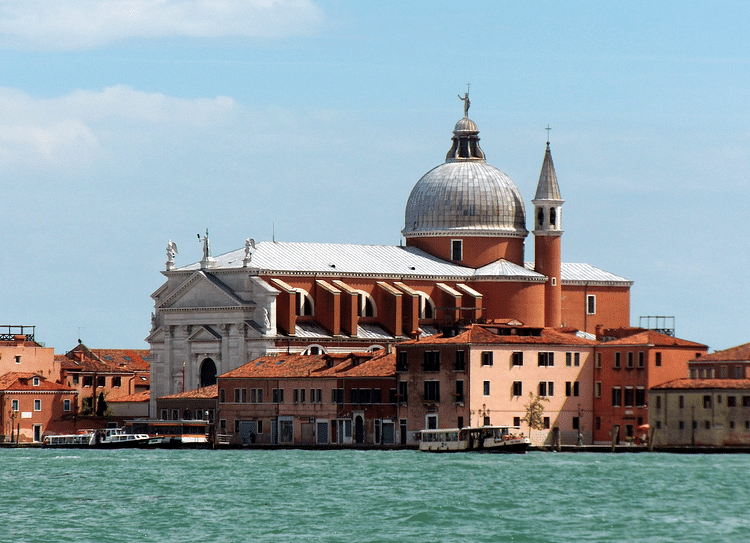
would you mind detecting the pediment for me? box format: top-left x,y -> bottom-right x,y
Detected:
189,325 -> 221,342
158,271 -> 246,310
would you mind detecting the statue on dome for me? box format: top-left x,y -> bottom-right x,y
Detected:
197,229 -> 211,260
458,92 -> 470,117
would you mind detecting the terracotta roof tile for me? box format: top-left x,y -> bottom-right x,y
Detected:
221,351 -> 396,380
108,390 -> 150,403
695,342 -> 750,362
399,324 -> 596,347
0,372 -> 76,392
652,378 -> 750,391
601,330 -> 706,348
160,384 -> 218,400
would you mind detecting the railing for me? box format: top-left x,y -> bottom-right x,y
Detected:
0,325 -> 35,342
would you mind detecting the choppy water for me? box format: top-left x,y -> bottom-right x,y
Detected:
3,449 -> 749,543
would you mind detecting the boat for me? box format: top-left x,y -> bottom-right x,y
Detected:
419,425 -> 530,453
124,419 -> 211,448
43,426 -> 151,448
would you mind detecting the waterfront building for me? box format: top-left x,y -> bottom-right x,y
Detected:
148,97 -> 632,416
593,328 -> 707,444
107,390 -> 151,418
395,322 -> 596,446
216,351 -> 396,446
56,343 -> 150,415
0,372 -> 78,443
649,379 -> 750,447
156,384 -> 218,423
686,342 -> 750,379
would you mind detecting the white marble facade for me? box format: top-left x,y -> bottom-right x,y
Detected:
147,269 -> 278,415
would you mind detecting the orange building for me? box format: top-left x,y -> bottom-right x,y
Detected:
0,327 -> 58,382
592,328 -> 707,444
149,97 -> 632,413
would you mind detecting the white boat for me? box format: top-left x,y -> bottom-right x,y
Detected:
419,426 -> 530,453
43,427 -> 151,448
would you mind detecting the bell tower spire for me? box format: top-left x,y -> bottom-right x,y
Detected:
533,137 -> 564,327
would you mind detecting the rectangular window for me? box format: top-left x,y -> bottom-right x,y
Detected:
627,352 -> 634,368
257,420 -> 263,434
423,351 -> 440,372
638,352 -> 645,368
612,386 -> 622,407
293,389 -> 299,403
455,350 -> 465,371
587,295 -> 596,314
458,416 -> 465,429
172,409 -> 179,420
483,381 -> 490,396
655,396 -> 661,409
272,389 -> 284,403
11,399 -> 19,411
302,389 -> 308,403
543,417 -> 550,429
455,380 -> 465,402
481,351 -> 494,366
63,399 -> 71,411
397,351 -> 408,372
513,416 -> 521,427
635,387 -> 646,407
595,381 -> 602,398
566,381 -> 572,396
370,389 -> 381,404
572,417 -> 580,431
112,376 -> 121,387
160,409 -> 167,420
614,353 -> 621,368
72,374 -> 79,385
83,376 -> 92,387
566,353 -> 572,367
219,388 -> 226,403
512,381 -> 523,397
97,376 -> 106,388
15,355 -> 21,364
220,419 -> 227,432
728,396 -> 737,407
512,351 -> 524,366
235,388 -> 242,403
595,352 -> 602,368
451,239 -> 463,261
34,399 -> 41,411
398,381 -> 408,404
574,353 -> 580,367
539,381 -> 554,397
704,395 -> 712,409
538,352 -> 554,367
679,420 -> 685,430
655,352 -> 662,367
624,387 -> 634,407
424,381 -> 440,402
595,417 -> 601,430
574,382 -> 580,397
705,421 -> 711,430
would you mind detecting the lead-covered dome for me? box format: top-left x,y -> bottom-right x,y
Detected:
402,107 -> 527,238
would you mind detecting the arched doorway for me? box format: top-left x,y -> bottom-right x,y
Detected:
200,358 -> 217,387
354,415 -> 365,444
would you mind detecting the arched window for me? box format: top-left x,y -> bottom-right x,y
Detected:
417,292 -> 436,320
295,289 -> 314,316
200,358 -> 217,388
303,345 -> 327,355
537,207 -> 544,227
549,207 -> 556,226
357,292 -> 376,318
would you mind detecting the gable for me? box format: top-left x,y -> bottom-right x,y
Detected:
159,271 -> 247,310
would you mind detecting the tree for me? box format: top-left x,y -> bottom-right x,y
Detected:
521,392 -> 549,441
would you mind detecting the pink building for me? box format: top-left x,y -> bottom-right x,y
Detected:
395,323 -> 596,446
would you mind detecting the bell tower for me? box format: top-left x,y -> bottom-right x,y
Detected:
533,141 -> 564,327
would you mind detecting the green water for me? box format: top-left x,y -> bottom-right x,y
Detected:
3,449 -> 749,542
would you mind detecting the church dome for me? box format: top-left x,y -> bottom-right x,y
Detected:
402,104 -> 527,238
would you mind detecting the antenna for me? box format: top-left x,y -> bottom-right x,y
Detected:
272,221 -> 275,243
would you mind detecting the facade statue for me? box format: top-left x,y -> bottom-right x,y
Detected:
198,229 -> 211,260
166,240 -> 178,263
245,238 -> 256,260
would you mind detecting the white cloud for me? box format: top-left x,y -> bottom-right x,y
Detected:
0,85 -> 239,170
0,0 -> 324,50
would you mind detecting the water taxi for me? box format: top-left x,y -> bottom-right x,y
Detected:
419,426 -> 530,453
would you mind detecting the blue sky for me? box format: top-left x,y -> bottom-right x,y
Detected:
1,1 -> 748,353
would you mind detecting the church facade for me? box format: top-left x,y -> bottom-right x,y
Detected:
147,98 -> 632,414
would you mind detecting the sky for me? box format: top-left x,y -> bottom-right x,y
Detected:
1,1 -> 748,354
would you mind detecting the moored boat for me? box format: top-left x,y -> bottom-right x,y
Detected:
43,426 -> 151,448
419,426 -> 530,453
